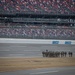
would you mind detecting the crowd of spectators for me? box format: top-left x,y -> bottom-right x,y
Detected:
0,0 -> 75,14
0,23 -> 75,40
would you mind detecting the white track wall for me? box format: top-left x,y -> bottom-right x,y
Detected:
0,38 -> 75,45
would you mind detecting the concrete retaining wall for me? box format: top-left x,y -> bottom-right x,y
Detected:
0,38 -> 75,44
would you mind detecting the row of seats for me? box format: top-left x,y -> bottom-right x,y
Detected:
0,0 -> 75,14
0,23 -> 75,39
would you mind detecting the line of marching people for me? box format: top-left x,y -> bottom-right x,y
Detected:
42,50 -> 73,58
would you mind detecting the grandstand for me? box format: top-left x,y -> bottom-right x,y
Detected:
0,0 -> 75,40
0,0 -> 75,14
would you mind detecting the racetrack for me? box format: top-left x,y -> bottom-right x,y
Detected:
0,43 -> 75,57
0,43 -> 75,75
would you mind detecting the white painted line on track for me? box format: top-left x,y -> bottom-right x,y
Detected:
24,50 -> 40,51
30,71 -> 58,74
9,54 -> 25,56
0,50 -> 10,51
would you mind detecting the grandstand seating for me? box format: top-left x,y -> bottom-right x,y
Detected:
0,0 -> 75,14
0,23 -> 75,40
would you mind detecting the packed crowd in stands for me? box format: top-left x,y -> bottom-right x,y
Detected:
0,23 -> 75,39
0,0 -> 75,14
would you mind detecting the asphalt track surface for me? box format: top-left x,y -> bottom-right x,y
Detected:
0,66 -> 75,75
0,43 -> 75,75
0,43 -> 75,57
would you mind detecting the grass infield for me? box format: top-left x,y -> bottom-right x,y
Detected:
0,57 -> 75,72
